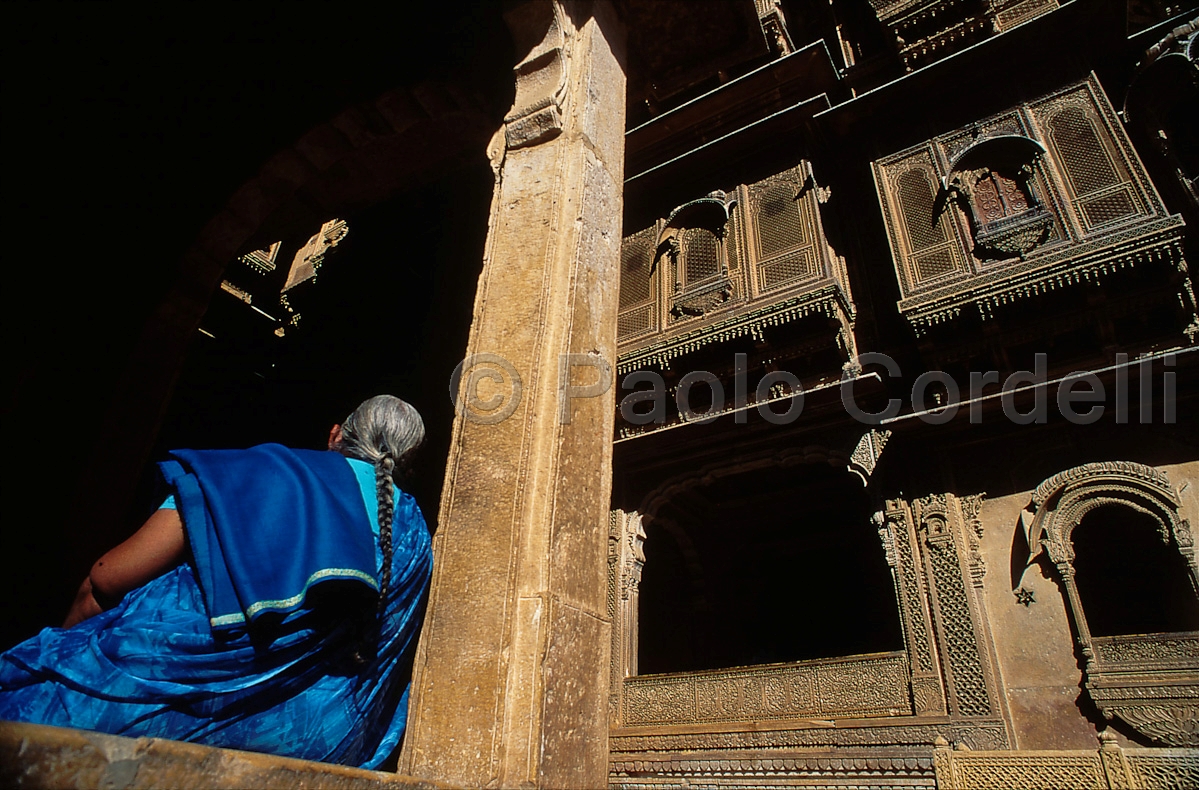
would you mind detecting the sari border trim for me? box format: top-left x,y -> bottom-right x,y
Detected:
207,567 -> 380,628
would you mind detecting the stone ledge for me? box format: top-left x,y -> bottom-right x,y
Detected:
0,721 -> 451,790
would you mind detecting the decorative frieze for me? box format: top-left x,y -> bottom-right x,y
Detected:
611,718 -> 1010,754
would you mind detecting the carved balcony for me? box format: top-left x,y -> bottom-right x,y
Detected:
1087,632 -> 1199,748
615,162 -> 855,439
873,75 -> 1194,347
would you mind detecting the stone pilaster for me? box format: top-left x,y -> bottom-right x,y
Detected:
398,2 -> 625,787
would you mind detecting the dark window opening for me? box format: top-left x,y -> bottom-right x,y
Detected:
1073,505 -> 1199,637
148,164 -> 495,527
638,464 -> 904,675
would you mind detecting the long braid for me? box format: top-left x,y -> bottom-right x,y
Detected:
333,395 -> 424,661
374,454 -> 396,615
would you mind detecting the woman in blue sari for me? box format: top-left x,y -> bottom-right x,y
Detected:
0,395 -> 433,769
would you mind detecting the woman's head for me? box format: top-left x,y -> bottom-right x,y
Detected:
332,395 -> 425,482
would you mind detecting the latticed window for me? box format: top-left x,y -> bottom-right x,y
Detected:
755,182 -> 806,259
751,178 -> 817,292
1048,107 -> 1121,197
680,227 -> 721,286
618,226 -> 658,341
1047,105 -> 1141,230
897,169 -> 948,251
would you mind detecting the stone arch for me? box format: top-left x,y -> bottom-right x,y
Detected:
1027,460 -> 1193,577
70,71 -> 513,565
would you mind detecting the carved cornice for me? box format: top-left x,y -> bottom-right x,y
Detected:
610,716 -> 1011,752
611,751 -> 934,782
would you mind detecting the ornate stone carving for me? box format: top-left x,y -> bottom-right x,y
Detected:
610,509 -> 650,726
1094,633 -> 1199,665
884,498 -> 947,716
914,494 -> 996,718
930,740 -> 1199,790
623,652 -> 911,726
849,428 -> 892,484
1125,749 -> 1199,789
1105,706 -> 1199,749
621,513 -> 647,601
872,75 -> 1192,336
961,493 -> 987,588
1032,461 -> 1174,511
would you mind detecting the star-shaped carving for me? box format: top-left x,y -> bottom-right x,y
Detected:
1014,587 -> 1036,607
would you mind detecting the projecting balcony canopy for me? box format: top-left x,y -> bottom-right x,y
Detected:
943,134 -> 1047,185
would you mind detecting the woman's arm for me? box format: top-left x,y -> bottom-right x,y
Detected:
63,508 -> 186,627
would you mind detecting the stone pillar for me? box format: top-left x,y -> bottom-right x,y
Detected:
398,2 -> 625,788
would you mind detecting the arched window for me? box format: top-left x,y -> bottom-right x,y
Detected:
943,135 -> 1053,260
680,226 -> 721,286
658,194 -> 735,321
1072,504 -> 1199,637
1027,462 -> 1199,746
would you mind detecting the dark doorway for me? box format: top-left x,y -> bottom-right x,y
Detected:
638,463 -> 904,674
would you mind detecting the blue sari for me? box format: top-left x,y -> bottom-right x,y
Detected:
0,445 -> 432,769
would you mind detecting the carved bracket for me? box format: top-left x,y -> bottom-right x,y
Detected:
849,429 -> 892,485
503,1 -> 570,150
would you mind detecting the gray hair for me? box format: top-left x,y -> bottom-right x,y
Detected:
334,394 -> 425,629
336,395 -> 425,483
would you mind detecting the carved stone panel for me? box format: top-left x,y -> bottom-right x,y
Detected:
886,492 -> 1006,722
931,740 -> 1199,790
623,652 -> 911,726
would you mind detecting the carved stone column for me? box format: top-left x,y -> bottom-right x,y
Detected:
608,509 -> 646,726
398,3 -> 626,788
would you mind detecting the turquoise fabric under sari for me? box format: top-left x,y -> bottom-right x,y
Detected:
0,446 -> 432,769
